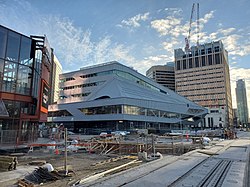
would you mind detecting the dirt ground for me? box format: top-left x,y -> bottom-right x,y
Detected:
10,149 -> 140,187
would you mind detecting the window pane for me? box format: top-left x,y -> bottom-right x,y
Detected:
0,59 -> 4,91
195,57 -> 199,67
177,61 -> 180,70
0,27 -> 7,58
2,61 -> 18,92
6,31 -> 20,62
215,54 -> 220,64
16,64 -> 32,95
20,36 -> 32,66
202,56 -> 206,66
183,59 -> 186,69
208,55 -> 212,65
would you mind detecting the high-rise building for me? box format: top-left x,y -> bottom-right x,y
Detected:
48,61 -> 207,134
174,40 -> 233,128
232,108 -> 239,128
0,25 -> 53,144
50,55 -> 62,104
236,79 -> 249,127
146,62 -> 175,91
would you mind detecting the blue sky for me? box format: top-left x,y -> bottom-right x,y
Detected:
0,0 -> 250,109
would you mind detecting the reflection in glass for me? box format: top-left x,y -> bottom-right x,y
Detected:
32,71 -> 40,98
3,61 -> 17,92
16,65 -> 32,95
6,31 -> 20,62
20,36 -> 32,66
0,59 -> 4,91
0,27 -> 7,58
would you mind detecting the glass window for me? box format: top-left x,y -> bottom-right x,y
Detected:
0,27 -> 7,58
32,71 -> 40,98
20,36 -> 32,66
3,100 -> 20,118
6,31 -> 21,62
195,57 -> 199,67
202,56 -> 206,66
16,64 -> 32,95
183,59 -> 186,69
188,58 -> 193,68
208,55 -> 213,65
0,59 -> 4,91
215,54 -> 221,64
2,61 -> 17,92
177,61 -> 180,70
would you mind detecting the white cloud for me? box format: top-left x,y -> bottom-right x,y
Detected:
199,11 -> 214,24
119,12 -> 150,29
151,16 -> 183,36
133,54 -> 173,74
0,0 -> 137,72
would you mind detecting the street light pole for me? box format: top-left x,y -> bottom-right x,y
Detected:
64,128 -> 68,175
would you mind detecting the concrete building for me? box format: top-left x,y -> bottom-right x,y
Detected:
48,61 -> 207,134
50,55 -> 62,104
146,62 -> 175,91
174,40 -> 233,128
236,79 -> 249,127
233,108 -> 239,128
0,25 -> 54,144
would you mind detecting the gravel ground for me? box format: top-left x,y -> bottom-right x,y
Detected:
2,149 -> 139,187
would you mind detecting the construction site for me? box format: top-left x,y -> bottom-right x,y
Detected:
1,128 -> 248,187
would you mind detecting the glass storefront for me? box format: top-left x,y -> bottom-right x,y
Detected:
0,25 -> 47,144
78,104 -> 179,119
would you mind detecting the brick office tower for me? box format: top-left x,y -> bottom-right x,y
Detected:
174,40 -> 233,128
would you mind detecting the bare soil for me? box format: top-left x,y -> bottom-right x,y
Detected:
13,149 -> 139,187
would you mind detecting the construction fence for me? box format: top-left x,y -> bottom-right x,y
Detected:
0,130 -> 38,145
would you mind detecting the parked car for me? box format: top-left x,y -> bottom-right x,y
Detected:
67,131 -> 75,135
100,132 -> 108,137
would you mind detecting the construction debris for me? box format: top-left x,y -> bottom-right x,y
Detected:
0,156 -> 17,171
18,178 -> 34,187
24,167 -> 64,184
75,159 -> 141,185
29,160 -> 46,166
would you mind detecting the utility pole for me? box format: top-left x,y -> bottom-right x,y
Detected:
64,128 -> 68,175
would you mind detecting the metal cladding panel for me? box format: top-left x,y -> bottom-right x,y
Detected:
49,97 -> 207,122
49,61 -> 207,123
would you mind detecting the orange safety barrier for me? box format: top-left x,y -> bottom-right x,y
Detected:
28,143 -> 93,147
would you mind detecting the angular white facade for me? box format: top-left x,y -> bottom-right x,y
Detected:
48,62 -> 207,134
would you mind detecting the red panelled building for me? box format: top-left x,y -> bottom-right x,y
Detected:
0,25 -> 53,145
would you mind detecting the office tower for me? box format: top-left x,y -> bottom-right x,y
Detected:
48,61 -> 207,134
50,55 -> 62,104
175,40 -> 233,128
146,62 -> 175,91
232,108 -> 239,128
0,25 -> 53,144
236,79 -> 249,127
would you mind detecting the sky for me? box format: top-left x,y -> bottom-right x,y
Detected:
0,0 -> 250,111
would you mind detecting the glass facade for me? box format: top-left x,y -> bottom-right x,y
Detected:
78,104 -> 179,119
0,25 -> 51,144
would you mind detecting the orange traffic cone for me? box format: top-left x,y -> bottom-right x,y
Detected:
55,148 -> 59,155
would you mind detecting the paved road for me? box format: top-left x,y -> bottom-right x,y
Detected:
79,131 -> 250,187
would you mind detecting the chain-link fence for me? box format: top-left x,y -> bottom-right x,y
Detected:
0,130 -> 38,145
